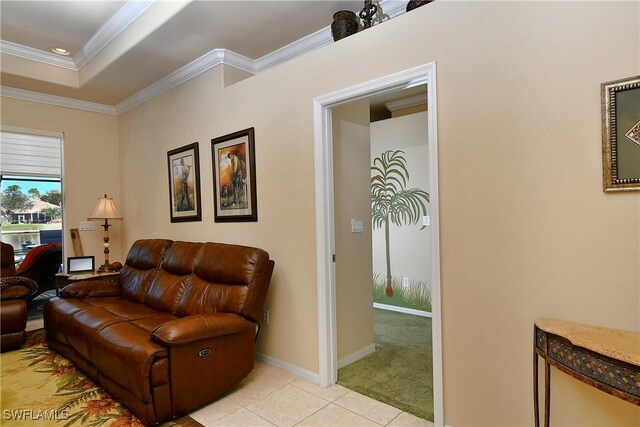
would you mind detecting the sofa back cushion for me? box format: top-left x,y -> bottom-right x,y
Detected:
144,241 -> 202,313
175,242 -> 271,321
121,239 -> 172,303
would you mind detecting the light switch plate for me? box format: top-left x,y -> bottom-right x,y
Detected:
351,218 -> 364,233
79,221 -> 94,231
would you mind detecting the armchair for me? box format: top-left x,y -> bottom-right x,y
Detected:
1,242 -> 38,351
15,242 -> 62,301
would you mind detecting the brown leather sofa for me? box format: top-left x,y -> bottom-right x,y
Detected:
44,239 -> 274,425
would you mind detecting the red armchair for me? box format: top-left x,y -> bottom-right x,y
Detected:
15,242 -> 62,301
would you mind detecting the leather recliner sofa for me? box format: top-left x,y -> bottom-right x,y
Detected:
44,239 -> 274,425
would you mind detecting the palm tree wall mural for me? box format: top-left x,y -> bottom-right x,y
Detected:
371,149 -> 430,297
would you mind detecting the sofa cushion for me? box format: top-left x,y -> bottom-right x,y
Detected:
44,297 -> 95,345
175,243 -> 270,320
92,321 -> 169,403
144,242 -> 201,314
121,239 -> 172,303
66,306 -> 130,361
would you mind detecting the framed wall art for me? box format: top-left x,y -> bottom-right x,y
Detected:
211,127 -> 258,222
601,75 -> 640,192
167,142 -> 202,222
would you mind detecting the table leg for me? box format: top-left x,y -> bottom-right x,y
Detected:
544,361 -> 551,427
534,349 -> 539,427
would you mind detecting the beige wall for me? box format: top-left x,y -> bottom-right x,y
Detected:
117,2 -> 639,425
332,100 -> 374,362
0,98 -> 123,265
2,1 -> 638,425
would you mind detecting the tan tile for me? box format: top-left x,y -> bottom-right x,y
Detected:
206,407 -> 275,427
291,378 -> 350,402
246,384 -> 328,427
387,412 -> 435,427
189,396 -> 241,425
297,403 -> 382,427
26,318 -> 44,331
254,361 -> 298,383
334,392 -> 402,425
225,369 -> 288,406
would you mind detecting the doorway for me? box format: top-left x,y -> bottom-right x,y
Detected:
313,63 -> 443,426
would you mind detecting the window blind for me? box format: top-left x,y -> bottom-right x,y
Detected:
0,131 -> 62,177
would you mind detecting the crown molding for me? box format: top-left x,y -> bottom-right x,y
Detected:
74,0 -> 156,69
0,86 -> 117,115
115,49 -> 255,114
385,94 -> 427,112
255,26 -> 332,73
381,0 -> 411,19
2,0 -> 411,115
0,40 -> 77,70
255,0 -> 409,73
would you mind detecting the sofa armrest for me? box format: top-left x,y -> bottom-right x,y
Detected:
152,313 -> 252,346
59,280 -> 121,298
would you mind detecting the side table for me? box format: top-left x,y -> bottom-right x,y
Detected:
533,318 -> 640,427
55,271 -> 119,295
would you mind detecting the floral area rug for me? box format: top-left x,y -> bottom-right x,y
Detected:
0,329 -> 202,427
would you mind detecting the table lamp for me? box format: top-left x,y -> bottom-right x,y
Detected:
88,194 -> 123,273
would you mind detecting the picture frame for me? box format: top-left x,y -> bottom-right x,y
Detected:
601,75 -> 640,192
211,128 -> 258,222
167,142 -> 202,222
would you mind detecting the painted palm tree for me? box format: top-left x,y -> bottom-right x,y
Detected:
371,150 -> 429,297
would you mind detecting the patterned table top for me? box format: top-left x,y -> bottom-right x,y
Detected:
535,318 -> 640,367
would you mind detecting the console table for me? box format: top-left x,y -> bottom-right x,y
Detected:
533,318 -> 640,427
55,271 -> 119,295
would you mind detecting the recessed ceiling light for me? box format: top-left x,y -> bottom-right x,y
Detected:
51,47 -> 71,56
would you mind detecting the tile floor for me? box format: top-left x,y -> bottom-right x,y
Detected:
189,361 -> 434,427
26,319 -> 433,427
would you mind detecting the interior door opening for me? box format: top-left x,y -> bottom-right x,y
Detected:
332,89 -> 433,420
314,63 -> 443,426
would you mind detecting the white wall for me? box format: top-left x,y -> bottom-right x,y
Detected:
371,112 -> 431,289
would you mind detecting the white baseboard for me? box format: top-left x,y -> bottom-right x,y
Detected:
255,352 -> 320,384
337,343 -> 376,369
373,303 -> 433,318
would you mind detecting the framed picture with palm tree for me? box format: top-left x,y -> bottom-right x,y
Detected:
371,149 -> 429,297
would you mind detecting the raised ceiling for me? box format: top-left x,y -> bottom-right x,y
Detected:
0,0 -> 412,114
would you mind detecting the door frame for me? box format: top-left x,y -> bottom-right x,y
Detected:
313,62 -> 443,426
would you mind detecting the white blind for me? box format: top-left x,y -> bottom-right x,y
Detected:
0,131 -> 62,177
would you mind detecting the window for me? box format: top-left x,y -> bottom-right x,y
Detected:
0,130 -> 63,262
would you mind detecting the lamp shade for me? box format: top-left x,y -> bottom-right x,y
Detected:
88,194 -> 122,220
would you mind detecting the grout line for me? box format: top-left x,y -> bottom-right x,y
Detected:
291,401 -> 332,427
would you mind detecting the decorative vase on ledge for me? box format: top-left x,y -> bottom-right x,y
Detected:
406,0 -> 434,12
331,10 -> 359,41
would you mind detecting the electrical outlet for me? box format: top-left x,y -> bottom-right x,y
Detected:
262,309 -> 270,325
402,277 -> 410,288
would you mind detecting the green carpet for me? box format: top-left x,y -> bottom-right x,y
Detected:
337,309 -> 433,421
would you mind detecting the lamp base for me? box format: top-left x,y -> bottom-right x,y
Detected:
97,263 -> 117,273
